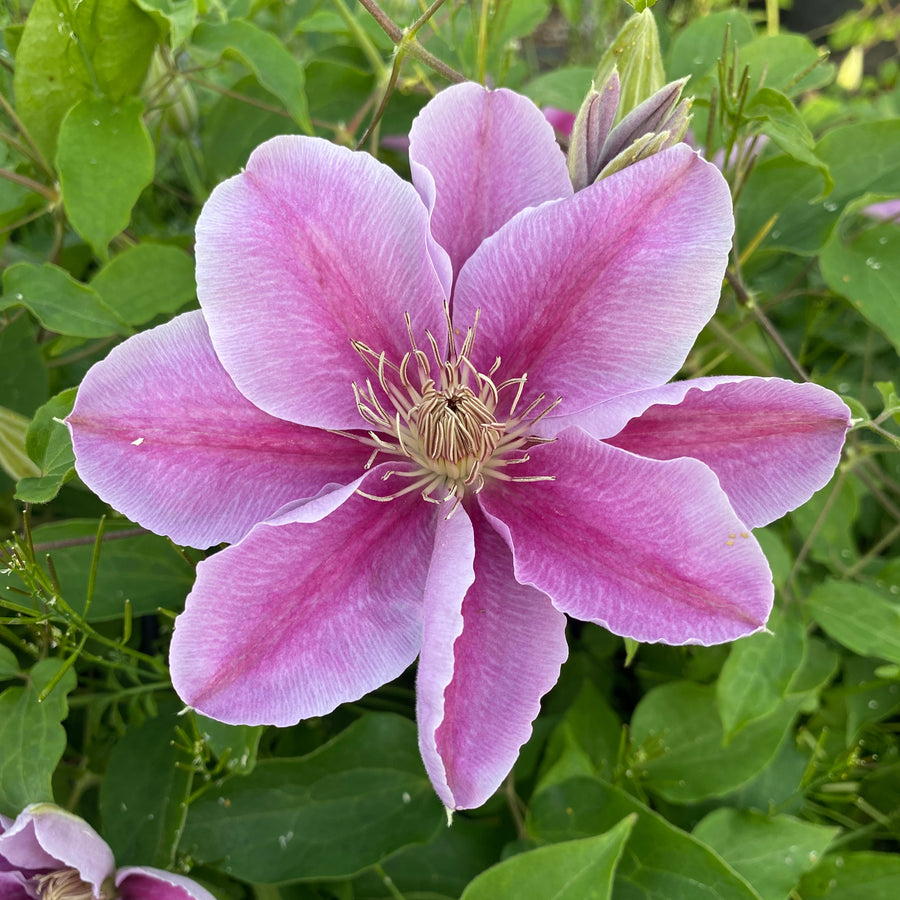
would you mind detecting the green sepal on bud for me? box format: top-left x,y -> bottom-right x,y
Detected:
567,72 -> 692,191
593,7 -> 665,124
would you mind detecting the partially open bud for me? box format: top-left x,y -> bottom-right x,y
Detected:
567,71 -> 620,192
595,78 -> 691,180
567,74 -> 692,190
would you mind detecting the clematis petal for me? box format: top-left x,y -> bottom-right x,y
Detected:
453,145 -> 734,416
116,867 -> 216,900
601,377 -> 851,528
415,509 -> 475,810
170,476 -> 436,726
418,507 -> 567,811
67,311 -> 371,549
0,805 -> 114,895
480,430 -> 773,645
0,871 -> 30,900
409,83 -> 572,281
196,135 -> 447,430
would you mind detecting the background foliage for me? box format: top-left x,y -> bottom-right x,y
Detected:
2,0 -> 900,897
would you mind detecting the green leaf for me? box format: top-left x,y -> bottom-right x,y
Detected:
0,658 -> 77,816
14,388 -> 77,504
180,714 -> 442,881
716,606 -> 806,740
194,713 -> 262,775
202,75 -> 305,183
91,243 -> 195,325
12,0 -> 157,159
692,810 -> 838,900
100,703 -> 192,868
132,0 -> 197,47
191,20 -> 311,133
874,381 -> 900,416
1,518 -> 195,621
351,816 -> 508,900
790,475 -> 860,568
535,680 -> 622,792
529,778 -> 762,900
521,67 -> 594,112
787,636 -> 839,698
798,852 -> 900,899
820,219 -> 900,357
807,579 -> 900,665
0,314 -> 49,416
755,528 -> 792,590
743,87 -> 832,196
0,405 -> 40,481
666,9 -> 755,86
56,96 -> 155,258
739,119 -> 900,256
461,816 -> 634,900
844,657 -> 900,739
1,262 -> 128,338
0,646 -> 20,680
736,33 -> 833,95
630,681 -> 802,803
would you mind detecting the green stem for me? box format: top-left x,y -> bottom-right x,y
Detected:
336,0 -> 390,75
765,0 -> 779,35
0,92 -> 55,177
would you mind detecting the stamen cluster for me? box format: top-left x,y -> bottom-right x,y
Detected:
348,311 -> 558,511
36,869 -> 104,900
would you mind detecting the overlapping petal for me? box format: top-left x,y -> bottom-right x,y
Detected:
453,145 -> 734,416
0,805 -> 114,894
409,83 -> 572,281
170,477 -> 437,726
67,311 -> 370,549
415,510 -> 476,809
480,429 -> 773,645
601,377 -> 851,528
418,507 -> 568,810
116,867 -> 216,900
195,136 -> 447,430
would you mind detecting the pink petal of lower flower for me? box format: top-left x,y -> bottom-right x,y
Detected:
409,83 -> 572,280
196,135 -> 447,429
117,867 -> 216,900
0,871 -> 30,900
170,478 -> 436,725
418,507 -> 568,811
0,805 -> 114,893
67,311 -> 370,549
602,377 -> 850,528
453,145 -> 734,416
480,430 -> 773,645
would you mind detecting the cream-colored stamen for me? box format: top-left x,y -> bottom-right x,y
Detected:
345,310 -> 557,513
35,869 -> 100,900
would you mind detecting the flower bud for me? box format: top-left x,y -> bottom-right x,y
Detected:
567,70 -> 620,192
595,78 -> 691,179
593,8 -> 665,124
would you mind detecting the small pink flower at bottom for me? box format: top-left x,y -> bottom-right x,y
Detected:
67,83 -> 850,811
0,803 -> 213,900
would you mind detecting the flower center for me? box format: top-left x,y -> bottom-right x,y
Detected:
347,310 -> 558,512
35,869 -> 102,900
414,384 -> 501,471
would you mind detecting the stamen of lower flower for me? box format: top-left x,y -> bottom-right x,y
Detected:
35,869 -> 99,900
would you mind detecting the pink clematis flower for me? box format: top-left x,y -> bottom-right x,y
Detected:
66,83 -> 850,810
0,803 -> 214,900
